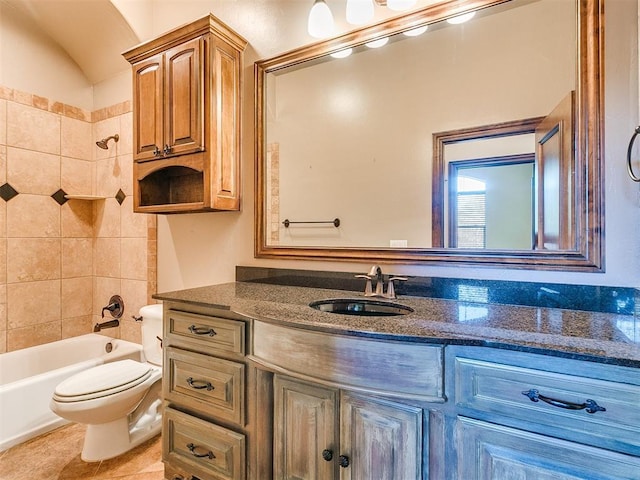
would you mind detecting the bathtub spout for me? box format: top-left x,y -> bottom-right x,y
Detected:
93,319 -> 120,332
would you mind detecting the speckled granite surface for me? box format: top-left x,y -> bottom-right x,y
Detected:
154,282 -> 640,368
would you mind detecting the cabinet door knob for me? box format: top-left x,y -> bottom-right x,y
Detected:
321,449 -> 333,461
339,455 -> 350,468
164,144 -> 171,155
153,145 -> 162,157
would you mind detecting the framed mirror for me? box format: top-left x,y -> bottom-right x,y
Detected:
255,0 -> 603,270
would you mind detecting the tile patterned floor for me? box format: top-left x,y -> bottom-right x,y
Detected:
0,424 -> 164,479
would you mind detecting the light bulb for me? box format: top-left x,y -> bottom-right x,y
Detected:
403,25 -> 428,37
365,37 -> 389,49
387,0 -> 416,11
308,0 -> 335,38
447,11 -> 476,25
346,0 -> 374,25
331,48 -> 353,59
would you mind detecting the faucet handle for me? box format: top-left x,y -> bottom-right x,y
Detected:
355,274 -> 373,296
386,277 -> 408,299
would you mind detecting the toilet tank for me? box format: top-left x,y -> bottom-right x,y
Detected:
139,304 -> 163,366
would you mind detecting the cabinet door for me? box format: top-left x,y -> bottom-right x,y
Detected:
456,417 -> 640,480
164,37 -> 205,158
274,376 -> 338,480
340,392 -> 422,480
132,54 -> 164,162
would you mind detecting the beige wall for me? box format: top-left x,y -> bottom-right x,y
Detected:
0,87 -> 155,353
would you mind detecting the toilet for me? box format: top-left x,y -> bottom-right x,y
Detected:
50,304 -> 163,462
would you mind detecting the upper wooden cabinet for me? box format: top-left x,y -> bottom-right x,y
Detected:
123,15 -> 247,213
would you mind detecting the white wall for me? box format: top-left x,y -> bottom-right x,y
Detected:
158,0 -> 640,291
2,0 -> 636,291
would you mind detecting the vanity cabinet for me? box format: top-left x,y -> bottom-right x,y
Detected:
448,346 -> 640,479
273,375 -> 422,480
161,305 -> 251,480
123,14 -> 247,214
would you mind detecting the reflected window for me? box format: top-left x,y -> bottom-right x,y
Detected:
455,176 -> 486,248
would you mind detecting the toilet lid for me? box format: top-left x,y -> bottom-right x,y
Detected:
53,360 -> 153,401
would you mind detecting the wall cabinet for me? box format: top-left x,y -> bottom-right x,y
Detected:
273,375 -> 422,480
123,15 -> 247,213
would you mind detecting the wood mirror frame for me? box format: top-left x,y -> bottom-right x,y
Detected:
254,0 -> 603,271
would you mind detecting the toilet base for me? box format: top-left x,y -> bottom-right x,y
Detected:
81,401 -> 162,462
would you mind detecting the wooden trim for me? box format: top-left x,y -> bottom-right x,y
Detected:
254,0 -> 604,271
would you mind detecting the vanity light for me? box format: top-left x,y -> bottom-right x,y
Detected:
387,0 -> 417,11
331,47 -> 354,58
365,37 -> 389,48
308,0 -> 335,38
447,11 -> 476,24
402,25 -> 428,37
346,0 -> 374,25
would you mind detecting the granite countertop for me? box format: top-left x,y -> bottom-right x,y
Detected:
154,282 -> 640,368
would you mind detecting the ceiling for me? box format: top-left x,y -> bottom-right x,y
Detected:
3,0 -> 143,85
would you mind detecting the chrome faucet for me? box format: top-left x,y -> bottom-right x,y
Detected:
355,265 -> 407,299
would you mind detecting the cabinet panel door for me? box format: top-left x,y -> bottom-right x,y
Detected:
132,55 -> 164,162
164,37 -> 205,158
456,417 -> 640,480
274,375 -> 338,480
340,392 -> 422,480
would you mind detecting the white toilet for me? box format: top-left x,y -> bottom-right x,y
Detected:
50,304 -> 163,462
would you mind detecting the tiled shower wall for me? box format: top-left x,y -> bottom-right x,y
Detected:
0,86 -> 156,353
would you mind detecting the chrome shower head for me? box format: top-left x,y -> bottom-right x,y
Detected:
96,134 -> 119,150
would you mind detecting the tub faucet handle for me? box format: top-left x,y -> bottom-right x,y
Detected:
101,295 -> 124,319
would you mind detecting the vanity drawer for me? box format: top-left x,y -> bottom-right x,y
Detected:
166,309 -> 245,355
163,407 -> 246,480
165,347 -> 245,426
453,354 -> 640,453
252,320 -> 444,401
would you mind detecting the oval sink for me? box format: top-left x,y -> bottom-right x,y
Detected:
309,298 -> 414,317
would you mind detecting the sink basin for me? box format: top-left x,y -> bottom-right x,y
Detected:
309,298 -> 414,316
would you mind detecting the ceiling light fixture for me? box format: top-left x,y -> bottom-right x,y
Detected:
308,0 -> 418,37
447,11 -> 476,24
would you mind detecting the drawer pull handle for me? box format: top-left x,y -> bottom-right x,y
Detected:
186,377 -> 214,391
188,325 -> 217,336
187,443 -> 215,459
522,389 -> 606,414
173,476 -> 201,480
322,449 -> 333,461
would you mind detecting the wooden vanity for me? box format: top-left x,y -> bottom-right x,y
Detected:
155,282 -> 640,480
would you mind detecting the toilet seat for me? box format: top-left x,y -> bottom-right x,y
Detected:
53,360 -> 154,403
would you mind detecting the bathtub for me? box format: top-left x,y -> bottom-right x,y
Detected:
0,333 -> 143,452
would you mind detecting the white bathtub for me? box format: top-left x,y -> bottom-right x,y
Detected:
0,333 -> 143,452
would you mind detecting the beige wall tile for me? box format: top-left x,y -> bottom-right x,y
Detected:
7,320 -> 61,351
119,314 -> 142,344
62,238 -> 93,278
119,112 -> 133,156
61,315 -> 94,338
121,237 -> 147,281
93,276 -> 121,317
61,116 -> 92,160
62,158 -> 93,196
95,198 -> 121,237
95,157 -> 123,198
93,116 -> 119,161
7,280 -> 61,329
121,197 -> 148,237
62,277 -> 93,318
0,329 -> 6,354
0,283 -> 6,332
0,144 -> 7,184
7,147 -> 60,195
61,201 -> 93,237
6,102 -> 61,155
121,278 -> 149,343
94,237 -> 121,278
0,99 -> 6,146
0,238 -> 5,284
6,194 -> 61,237
7,238 -> 61,283
118,153 -> 134,196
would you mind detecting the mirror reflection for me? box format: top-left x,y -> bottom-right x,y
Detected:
256,0 -> 603,270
